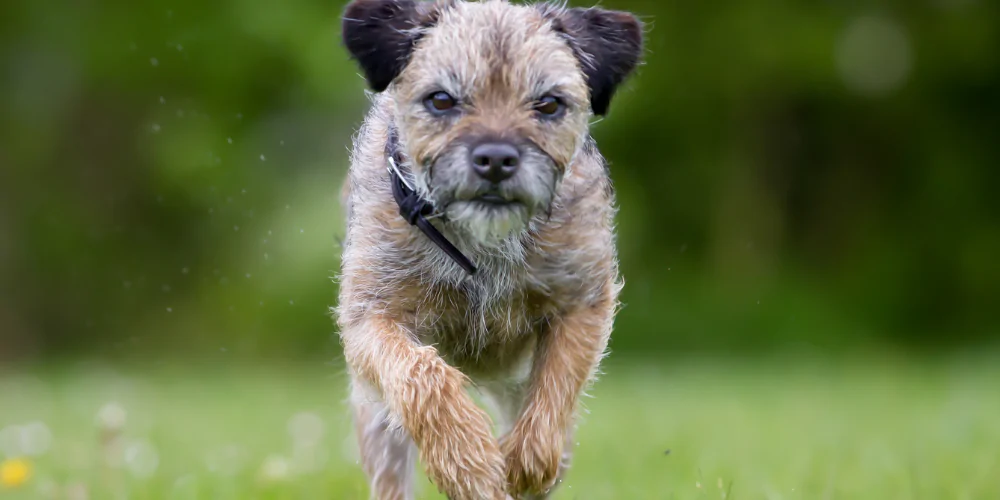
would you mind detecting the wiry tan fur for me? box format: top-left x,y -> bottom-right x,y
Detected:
336,1 -> 640,498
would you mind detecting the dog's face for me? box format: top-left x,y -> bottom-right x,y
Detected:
343,0 -> 643,244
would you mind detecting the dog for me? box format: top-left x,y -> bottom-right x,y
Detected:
335,1 -> 643,498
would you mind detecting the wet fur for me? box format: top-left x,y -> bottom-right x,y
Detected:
336,1 -> 642,498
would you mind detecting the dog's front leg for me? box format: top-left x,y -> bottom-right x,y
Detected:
343,315 -> 507,500
501,291 -> 617,498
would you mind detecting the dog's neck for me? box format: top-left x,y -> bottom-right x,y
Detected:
385,126 -> 479,275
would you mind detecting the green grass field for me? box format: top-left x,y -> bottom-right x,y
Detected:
2,355 -> 998,499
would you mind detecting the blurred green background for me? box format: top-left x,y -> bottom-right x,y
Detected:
2,0 -> 997,362
2,1 -> 1000,498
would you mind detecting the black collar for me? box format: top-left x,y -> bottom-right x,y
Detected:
385,128 -> 478,275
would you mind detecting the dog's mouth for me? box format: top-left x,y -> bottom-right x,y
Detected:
471,193 -> 517,206
448,188 -> 526,209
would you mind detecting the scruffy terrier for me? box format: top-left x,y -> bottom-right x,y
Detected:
335,0 -> 643,498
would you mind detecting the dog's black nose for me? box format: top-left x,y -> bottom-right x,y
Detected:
470,142 -> 520,183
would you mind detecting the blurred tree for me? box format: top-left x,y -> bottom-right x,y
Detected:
1,0 -> 997,361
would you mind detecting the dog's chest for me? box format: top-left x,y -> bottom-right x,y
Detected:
411,273 -> 552,373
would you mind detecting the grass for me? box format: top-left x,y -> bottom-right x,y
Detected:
1,354 -> 998,499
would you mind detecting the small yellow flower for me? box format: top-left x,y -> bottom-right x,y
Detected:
0,458 -> 32,489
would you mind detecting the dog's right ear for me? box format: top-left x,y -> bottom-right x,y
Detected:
342,0 -> 434,92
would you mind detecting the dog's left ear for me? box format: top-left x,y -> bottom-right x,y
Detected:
341,0 -> 440,92
545,7 -> 645,116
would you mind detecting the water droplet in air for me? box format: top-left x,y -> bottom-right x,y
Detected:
151,123 -> 160,132
166,307 -> 173,313
176,109 -> 185,118
162,285 -> 171,293
176,44 -> 183,51
242,189 -> 247,195
245,273 -> 251,279
234,225 -> 240,232
289,300 -> 295,306
260,154 -> 266,161
159,96 -> 165,104
182,267 -> 189,275
236,113 -> 243,120
150,57 -> 159,67
280,140 -> 285,146
300,229 -> 304,234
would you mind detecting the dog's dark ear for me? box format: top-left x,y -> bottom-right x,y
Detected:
342,0 -> 434,92
546,7 -> 644,116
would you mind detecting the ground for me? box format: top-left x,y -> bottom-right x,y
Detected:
1,354 -> 998,499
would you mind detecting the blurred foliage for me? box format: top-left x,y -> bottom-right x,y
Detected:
1,0 -> 998,361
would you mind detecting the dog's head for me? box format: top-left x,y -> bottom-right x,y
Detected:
342,0 -> 643,245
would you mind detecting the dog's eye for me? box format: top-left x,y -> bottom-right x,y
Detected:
425,92 -> 457,113
534,96 -> 564,117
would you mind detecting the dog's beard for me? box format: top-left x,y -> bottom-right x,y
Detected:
445,201 -> 530,247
